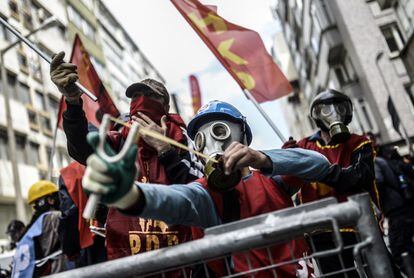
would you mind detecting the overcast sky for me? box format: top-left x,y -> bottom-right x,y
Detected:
103,0 -> 290,149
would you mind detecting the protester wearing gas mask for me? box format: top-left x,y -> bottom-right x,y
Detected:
282,89 -> 378,276
50,52 -> 202,261
283,89 -> 377,203
82,100 -> 335,277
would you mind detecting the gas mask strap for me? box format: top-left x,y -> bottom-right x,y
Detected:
240,117 -> 246,144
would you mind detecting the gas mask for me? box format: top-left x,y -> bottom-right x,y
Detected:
311,101 -> 352,143
194,120 -> 244,192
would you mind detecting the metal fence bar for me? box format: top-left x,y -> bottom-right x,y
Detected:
49,193 -> 391,278
350,194 -> 394,277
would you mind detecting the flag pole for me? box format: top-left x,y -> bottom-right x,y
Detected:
47,98 -> 65,181
0,17 -> 97,102
243,89 -> 286,143
47,121 -> 59,181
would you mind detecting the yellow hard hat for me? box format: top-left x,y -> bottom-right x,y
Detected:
28,180 -> 58,204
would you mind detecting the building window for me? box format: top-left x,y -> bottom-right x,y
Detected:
360,99 -> 374,131
45,146 -> 52,165
310,18 -> 321,55
33,91 -> 46,110
67,5 -> 95,41
34,2 -> 51,24
23,11 -> 33,29
9,0 -> 20,20
0,20 -> 11,42
40,115 -> 52,135
376,0 -> 396,10
27,109 -> 39,130
17,46 -> 29,74
380,23 -> 405,55
48,96 -> 60,116
332,55 -> 357,87
6,73 -> 16,95
56,149 -> 70,168
67,5 -> 82,28
0,131 -> 8,160
27,142 -> 39,166
333,65 -> 351,87
312,0 -> 333,29
103,38 -> 124,70
405,84 -> 414,110
395,1 -> 414,36
90,56 -> 106,80
29,56 -> 42,81
59,150 -> 71,167
354,98 -> 378,133
82,20 -> 95,41
15,135 -> 27,164
17,82 -> 30,104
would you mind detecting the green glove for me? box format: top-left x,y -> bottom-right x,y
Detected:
82,132 -> 139,208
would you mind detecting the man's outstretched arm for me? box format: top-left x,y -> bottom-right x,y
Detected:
222,142 -> 331,181
261,148 -> 331,182
123,182 -> 220,229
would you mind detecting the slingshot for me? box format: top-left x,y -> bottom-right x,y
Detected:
83,114 -> 217,219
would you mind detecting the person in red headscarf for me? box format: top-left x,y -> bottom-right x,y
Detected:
50,54 -> 203,263
102,79 -> 198,260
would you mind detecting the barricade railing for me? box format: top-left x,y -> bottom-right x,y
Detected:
50,193 -> 393,277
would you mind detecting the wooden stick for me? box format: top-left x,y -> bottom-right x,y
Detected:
109,116 -> 218,163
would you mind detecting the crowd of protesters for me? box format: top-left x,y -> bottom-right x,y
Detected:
2,51 -> 413,277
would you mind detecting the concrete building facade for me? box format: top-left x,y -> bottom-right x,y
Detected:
0,0 -> 163,232
273,0 -> 414,150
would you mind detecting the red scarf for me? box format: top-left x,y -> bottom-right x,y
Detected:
119,96 -> 186,184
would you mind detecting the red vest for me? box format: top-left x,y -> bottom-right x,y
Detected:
60,162 -> 94,249
105,130 -> 192,261
192,171 -> 310,278
296,133 -> 377,204
105,208 -> 191,259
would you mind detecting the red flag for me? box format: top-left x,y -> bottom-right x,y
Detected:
60,162 -> 93,249
57,35 -> 119,128
189,74 -> 202,114
171,0 -> 292,103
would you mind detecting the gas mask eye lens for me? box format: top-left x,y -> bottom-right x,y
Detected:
210,122 -> 231,141
335,103 -> 348,115
194,131 -> 205,151
320,104 -> 333,117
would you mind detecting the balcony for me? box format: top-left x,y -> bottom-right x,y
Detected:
310,0 -> 344,64
326,29 -> 345,65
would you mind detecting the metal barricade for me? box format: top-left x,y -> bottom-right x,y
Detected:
50,193 -> 393,277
